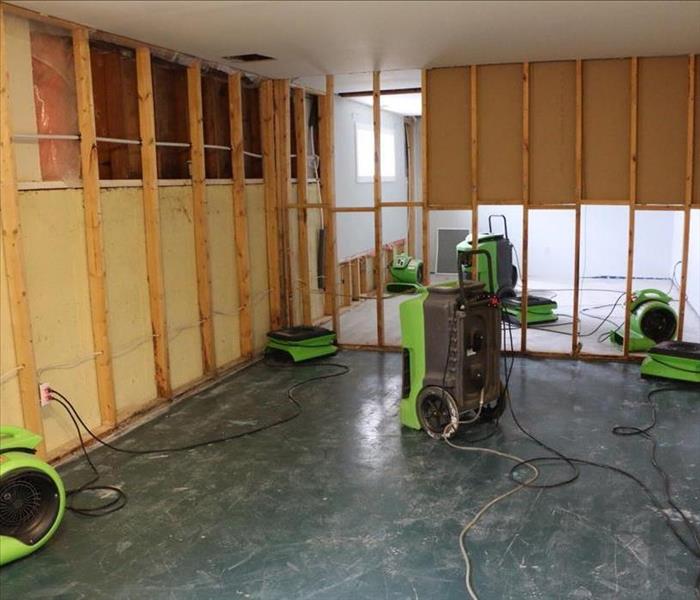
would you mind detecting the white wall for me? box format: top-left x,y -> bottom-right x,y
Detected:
671,209 -> 700,316
334,96 -> 408,260
687,210 -> 700,317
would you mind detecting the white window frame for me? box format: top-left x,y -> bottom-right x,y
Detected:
354,122 -> 396,183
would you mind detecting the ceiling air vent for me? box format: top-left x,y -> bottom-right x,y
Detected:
223,53 -> 275,62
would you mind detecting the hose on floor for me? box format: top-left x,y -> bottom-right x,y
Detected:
446,301 -> 700,599
49,359 -> 350,517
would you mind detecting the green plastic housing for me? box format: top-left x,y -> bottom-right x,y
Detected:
0,426 -> 66,566
265,332 -> 337,362
641,353 -> 700,383
398,288 -> 429,430
610,289 -> 677,353
456,235 -> 499,294
387,254 -> 424,294
502,300 -> 558,325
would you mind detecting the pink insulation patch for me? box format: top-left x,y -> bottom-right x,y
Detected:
30,31 -> 80,182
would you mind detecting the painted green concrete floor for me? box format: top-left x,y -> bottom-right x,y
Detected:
1,351 -> 699,599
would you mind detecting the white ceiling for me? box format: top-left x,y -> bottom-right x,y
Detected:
10,0 -> 700,92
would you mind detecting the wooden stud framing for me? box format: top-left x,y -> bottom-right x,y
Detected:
677,54 -> 696,339
186,62 -> 216,373
623,58 -> 638,356
373,71 -> 385,346
470,66 -> 479,279
351,258 -> 361,301
319,75 -> 339,334
293,87 -> 312,324
273,80 -> 293,326
73,28 -> 117,427
228,72 -> 253,357
136,47 -> 171,396
571,60 -> 583,355
421,70 -> 430,285
520,62 -> 530,352
405,119 -> 416,257
340,262 -> 352,306
260,80 -> 283,330
0,6 -> 45,454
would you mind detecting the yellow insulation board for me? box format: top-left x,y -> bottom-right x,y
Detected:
245,183 -> 270,352
0,240 -> 24,428
18,189 -> 101,453
101,188 -> 157,417
159,186 -> 204,389
206,184 -> 241,367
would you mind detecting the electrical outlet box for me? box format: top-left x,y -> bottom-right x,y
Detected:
39,383 -> 52,407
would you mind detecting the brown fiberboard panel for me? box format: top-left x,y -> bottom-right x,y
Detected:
427,67 -> 470,208
638,56 -> 687,205
478,64 -> 522,202
582,59 -> 630,201
531,61 -> 576,205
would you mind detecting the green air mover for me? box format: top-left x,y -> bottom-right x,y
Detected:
386,253 -> 424,294
610,289 -> 678,353
640,341 -> 700,383
456,215 -> 557,325
265,326 -> 337,363
399,248 -> 505,438
0,426 -> 65,566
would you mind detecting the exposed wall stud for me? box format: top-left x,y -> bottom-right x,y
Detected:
186,62 -> 216,372
274,80 -> 293,326
373,71 -> 385,346
136,47 -> 171,397
405,119 -> 416,257
572,60 -> 583,356
73,28 -> 117,427
677,54 -> 696,339
293,87 -> 312,324
0,6 -> 45,454
470,65 -> 479,279
319,76 -> 340,334
421,70 -> 430,285
520,62 -> 530,352
351,258 -> 361,300
228,72 -> 253,357
260,80 -> 283,330
623,58 -> 638,357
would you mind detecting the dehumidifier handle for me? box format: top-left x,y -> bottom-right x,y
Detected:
457,248 -> 495,304
488,214 -> 509,240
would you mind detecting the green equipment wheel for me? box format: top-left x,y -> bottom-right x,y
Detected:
417,386 -> 459,439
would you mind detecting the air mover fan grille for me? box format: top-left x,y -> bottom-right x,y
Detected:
640,307 -> 677,343
0,469 -> 60,546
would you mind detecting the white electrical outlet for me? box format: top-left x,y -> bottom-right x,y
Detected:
39,383 -> 52,407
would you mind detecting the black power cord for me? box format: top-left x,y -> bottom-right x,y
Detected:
51,359 -> 350,517
499,307 -> 700,594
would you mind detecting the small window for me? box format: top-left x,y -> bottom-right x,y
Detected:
355,122 -> 396,183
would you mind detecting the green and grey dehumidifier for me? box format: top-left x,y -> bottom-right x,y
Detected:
456,215 -> 558,325
609,289 -> 678,353
265,326 -> 338,363
0,426 -> 65,566
399,247 -> 506,438
386,253 -> 424,294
